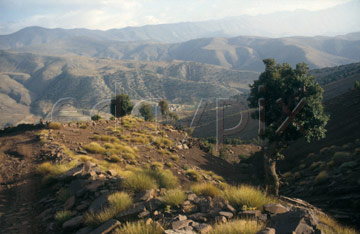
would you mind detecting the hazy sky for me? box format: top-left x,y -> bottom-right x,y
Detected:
0,0 -> 354,34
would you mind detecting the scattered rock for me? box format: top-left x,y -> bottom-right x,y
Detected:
194,223 -> 212,233
64,196 -> 75,210
171,220 -> 193,230
238,210 -> 262,219
218,211 -> 233,219
134,189 -> 155,202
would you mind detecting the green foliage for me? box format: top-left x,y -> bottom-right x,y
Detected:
139,103 -> 154,121
162,189 -> 186,207
191,183 -> 221,198
110,94 -> 134,117
219,145 -> 230,160
354,80 -> 360,90
91,114 -> 102,121
158,100 -> 169,116
248,59 -> 329,145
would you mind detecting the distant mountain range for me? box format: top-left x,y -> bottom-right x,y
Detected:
1,31 -> 359,72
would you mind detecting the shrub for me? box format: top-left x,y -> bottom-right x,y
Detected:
110,94 -> 133,118
91,114 -> 102,121
191,183 -> 221,198
84,142 -> 107,154
314,170 -> 328,184
85,192 -> 132,227
139,103 -> 154,121
153,137 -> 173,148
221,185 -> 278,210
123,173 -> 157,192
185,169 -> 202,182
47,122 -> 62,130
165,162 -> 173,168
162,189 -> 186,207
115,221 -> 163,234
332,151 -> 352,164
55,210 -> 72,224
210,219 -> 264,234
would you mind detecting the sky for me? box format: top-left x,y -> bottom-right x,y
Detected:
0,0 -> 354,35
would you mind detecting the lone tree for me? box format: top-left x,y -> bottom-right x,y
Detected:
110,94 -> 133,118
158,100 -> 169,120
248,59 -> 329,196
139,103 -> 154,121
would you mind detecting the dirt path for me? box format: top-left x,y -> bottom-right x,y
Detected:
0,132 -> 42,234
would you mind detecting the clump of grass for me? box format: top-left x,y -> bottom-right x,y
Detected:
314,170 -> 329,184
185,169 -> 202,182
162,189 -> 186,207
202,170 -> 225,182
55,210 -> 72,224
85,192 -> 132,227
150,162 -> 164,170
157,148 -> 172,155
146,168 -> 178,189
123,173 -> 157,192
317,214 -> 357,234
191,183 -> 221,198
332,151 -> 352,164
153,137 -> 174,149
115,221 -> 163,234
110,155 -> 122,162
210,219 -> 264,234
170,154 -> 179,161
47,122 -> 63,130
165,162 -> 173,168
80,123 -> 87,129
36,161 -> 78,183
100,135 -> 119,143
84,142 -> 107,154
221,185 -> 278,210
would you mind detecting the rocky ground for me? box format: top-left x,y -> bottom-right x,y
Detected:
0,117 -> 358,234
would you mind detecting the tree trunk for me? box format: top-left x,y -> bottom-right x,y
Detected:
264,144 -> 280,196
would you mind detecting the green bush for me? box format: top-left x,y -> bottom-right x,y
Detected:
185,169 -> 202,182
91,114 -> 102,121
55,210 -> 72,224
123,173 -> 157,192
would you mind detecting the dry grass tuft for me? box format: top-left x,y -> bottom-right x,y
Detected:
114,221 -> 163,234
318,214 -> 357,234
162,189 -> 186,207
191,183 -> 222,198
221,185 -> 278,211
47,122 -> 63,130
210,219 -> 264,234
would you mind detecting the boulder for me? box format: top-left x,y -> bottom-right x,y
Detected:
62,216 -> 83,230
89,219 -> 121,234
88,194 -> 108,213
269,208 -> 319,234
218,211 -> 233,219
64,196 -> 76,210
134,189 -> 155,202
238,210 -> 262,219
194,223 -> 212,233
257,228 -> 276,234
171,220 -> 193,230
264,204 -> 289,214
